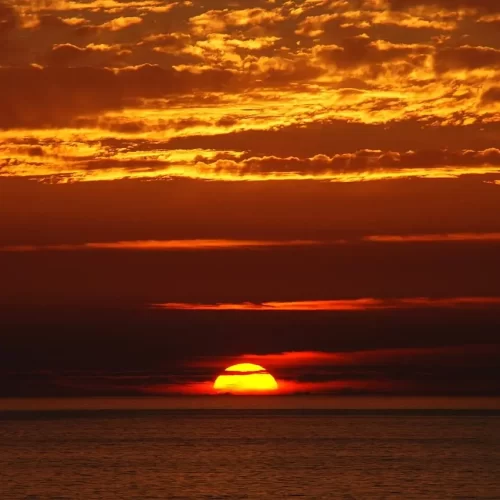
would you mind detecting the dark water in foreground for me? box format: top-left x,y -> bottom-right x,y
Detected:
1,410 -> 499,499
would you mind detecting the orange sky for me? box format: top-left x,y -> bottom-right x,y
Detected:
1,0 -> 500,402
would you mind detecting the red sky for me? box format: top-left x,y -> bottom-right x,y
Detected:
1,0 -> 500,402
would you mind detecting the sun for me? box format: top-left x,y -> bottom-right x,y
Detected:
213,363 -> 279,394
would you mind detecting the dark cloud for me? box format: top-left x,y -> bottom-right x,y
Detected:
0,2 -> 17,35
435,45 -> 500,72
388,0 -> 500,13
0,1 -> 22,63
212,148 -> 500,176
0,64 -> 237,128
482,86 -> 500,104
167,118 -> 500,157
47,42 -> 130,66
316,35 -> 431,71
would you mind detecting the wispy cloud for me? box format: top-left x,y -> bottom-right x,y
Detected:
4,232 -> 500,252
0,239 -> 321,252
365,233 -> 500,242
142,378 -> 394,396
154,297 -> 500,311
196,345 -> 499,368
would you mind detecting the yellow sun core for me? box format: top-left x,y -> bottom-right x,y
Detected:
213,363 -> 279,394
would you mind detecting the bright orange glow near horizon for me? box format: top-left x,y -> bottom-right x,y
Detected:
213,363 -> 279,394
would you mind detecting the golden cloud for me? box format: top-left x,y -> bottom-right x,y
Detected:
189,7 -> 285,35
99,15 -> 143,31
0,0 -> 498,188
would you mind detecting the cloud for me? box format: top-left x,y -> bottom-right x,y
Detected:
144,343 -> 500,395
435,45 -> 500,72
0,65 -> 238,128
365,233 -> 500,242
214,149 -> 500,176
154,297 -> 500,311
143,378 -> 395,395
0,2 -> 24,63
387,0 -> 500,13
478,13 -> 500,27
0,0 -> 499,188
194,345 -> 500,370
12,0 -> 177,14
48,42 -> 130,66
177,33 -> 282,71
4,232 -> 500,252
58,16 -> 87,26
189,8 -> 285,35
0,2 -> 17,34
139,32 -> 191,53
3,142 -> 500,182
482,87 -> 500,104
314,35 -> 432,70
98,16 -> 142,31
371,8 -> 459,30
296,9 -> 458,35
0,239 -> 321,252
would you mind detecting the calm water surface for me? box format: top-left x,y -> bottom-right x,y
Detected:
1,410 -> 499,499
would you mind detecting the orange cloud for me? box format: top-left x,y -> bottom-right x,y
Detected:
2,0 -> 499,190
4,232 -> 500,252
232,345 -> 499,368
192,351 -> 346,368
3,140 -> 500,182
154,297 -> 500,311
142,378 -> 394,395
365,233 -> 500,242
21,0 -> 170,13
189,8 -> 285,35
99,16 -> 142,31
0,239 -> 321,252
275,379 -> 405,395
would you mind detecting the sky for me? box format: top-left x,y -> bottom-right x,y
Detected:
1,0 -> 500,402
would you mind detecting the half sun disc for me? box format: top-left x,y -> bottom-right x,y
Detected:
213,363 -> 279,394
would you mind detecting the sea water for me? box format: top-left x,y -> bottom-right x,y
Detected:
1,410 -> 499,499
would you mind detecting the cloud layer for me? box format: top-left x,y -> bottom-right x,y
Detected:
0,0 -> 499,183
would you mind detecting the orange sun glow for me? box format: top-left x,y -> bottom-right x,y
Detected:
213,363 -> 279,394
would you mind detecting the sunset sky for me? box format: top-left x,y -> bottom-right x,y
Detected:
1,0 -> 500,402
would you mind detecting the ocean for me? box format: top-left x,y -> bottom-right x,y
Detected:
1,409 -> 499,499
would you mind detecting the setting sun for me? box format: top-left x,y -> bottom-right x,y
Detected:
213,363 -> 279,394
